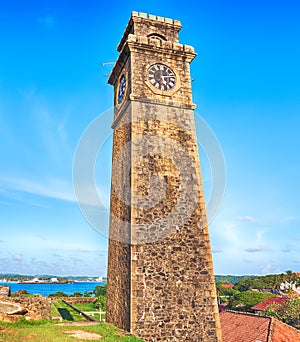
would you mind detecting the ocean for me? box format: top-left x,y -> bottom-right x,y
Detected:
0,282 -> 105,296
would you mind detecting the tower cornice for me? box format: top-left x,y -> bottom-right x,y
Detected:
108,37 -> 196,86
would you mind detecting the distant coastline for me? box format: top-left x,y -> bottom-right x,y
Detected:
0,281 -> 105,296
0,274 -> 106,283
18,281 -> 74,284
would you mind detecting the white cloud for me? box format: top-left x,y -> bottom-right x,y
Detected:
0,176 -> 75,203
52,253 -> 63,258
282,244 -> 297,253
26,235 -> 101,253
244,246 -> 270,253
260,264 -> 281,275
12,253 -> 23,261
235,215 -> 257,223
0,174 -> 109,207
2,252 -> 105,276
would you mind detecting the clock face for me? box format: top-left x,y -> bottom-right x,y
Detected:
117,74 -> 126,104
148,64 -> 176,91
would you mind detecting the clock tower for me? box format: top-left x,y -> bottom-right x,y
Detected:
106,12 -> 222,341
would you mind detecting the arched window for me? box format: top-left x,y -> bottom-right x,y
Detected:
147,33 -> 167,47
147,33 -> 167,41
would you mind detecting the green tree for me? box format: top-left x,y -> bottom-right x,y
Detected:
272,274 -> 285,292
216,282 -> 239,297
284,270 -> 300,286
234,274 -> 287,292
234,278 -> 253,292
93,284 -> 107,297
229,291 -> 274,311
48,291 -> 69,297
264,298 -> 300,329
92,285 -> 107,311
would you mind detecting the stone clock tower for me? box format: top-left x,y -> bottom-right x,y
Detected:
106,12 -> 222,342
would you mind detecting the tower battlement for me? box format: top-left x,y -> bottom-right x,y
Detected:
117,11 -> 182,52
131,11 -> 182,27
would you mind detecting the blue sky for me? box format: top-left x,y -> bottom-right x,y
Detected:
0,0 -> 299,276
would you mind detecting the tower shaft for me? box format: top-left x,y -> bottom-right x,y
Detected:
107,12 -> 222,342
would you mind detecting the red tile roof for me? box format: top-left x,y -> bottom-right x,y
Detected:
251,297 -> 287,311
271,318 -> 300,342
220,311 -> 300,342
220,311 -> 270,342
221,283 -> 234,289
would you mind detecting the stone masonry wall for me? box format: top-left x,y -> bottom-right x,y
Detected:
106,104 -> 132,332
129,101 -> 221,341
0,286 -> 10,297
7,296 -> 51,320
107,11 -> 222,342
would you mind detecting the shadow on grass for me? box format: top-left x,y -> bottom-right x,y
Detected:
57,308 -> 73,321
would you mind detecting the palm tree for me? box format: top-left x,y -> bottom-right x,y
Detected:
294,274 -> 300,292
272,275 -> 284,294
282,270 -> 300,295
284,270 -> 294,283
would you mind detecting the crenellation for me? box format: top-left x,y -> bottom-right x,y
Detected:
165,17 -> 173,24
148,14 -> 156,20
139,12 -> 148,19
130,11 -> 182,27
173,19 -> 181,26
156,16 -> 164,22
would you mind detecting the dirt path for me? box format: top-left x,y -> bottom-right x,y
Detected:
64,330 -> 102,340
57,322 -> 100,326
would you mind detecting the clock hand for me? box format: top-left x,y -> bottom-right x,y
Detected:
160,75 -> 173,80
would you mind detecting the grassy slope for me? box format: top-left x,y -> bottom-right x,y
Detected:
72,302 -> 98,311
0,320 -> 144,341
72,303 -> 106,321
50,302 -> 60,317
53,300 -> 88,322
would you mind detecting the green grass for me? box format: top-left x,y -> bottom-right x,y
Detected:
72,302 -> 106,322
54,300 -> 88,322
92,313 -> 106,322
72,302 -> 98,311
0,320 -> 144,341
11,293 -> 35,298
50,303 -> 60,317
